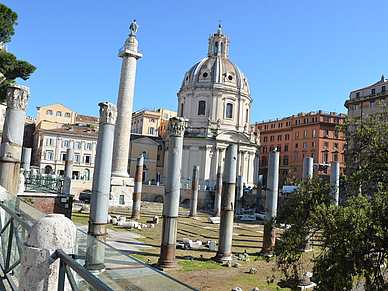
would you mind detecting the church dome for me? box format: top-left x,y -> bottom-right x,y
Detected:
180,26 -> 250,95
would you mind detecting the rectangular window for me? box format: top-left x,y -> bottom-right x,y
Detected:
303,142 -> 307,148
294,167 -> 297,173
324,117 -> 329,122
334,154 -> 338,162
270,136 -> 274,142
312,141 -> 315,147
370,101 -> 375,107
46,138 -> 54,146
324,153 -> 328,163
148,127 -> 155,135
335,132 -> 339,139
277,146 -> 281,152
285,134 -> 290,140
84,155 -> 91,164
157,154 -> 160,161
85,142 -> 92,150
283,157 -> 289,165
198,101 -> 206,115
264,125 -> 268,130
284,145 -> 289,152
312,129 -> 316,137
278,123 -> 283,128
74,154 -> 80,162
263,136 -> 268,142
282,170 -> 288,175
258,126 -> 262,130
312,117 -> 317,122
311,153 -> 315,161
277,135 -> 282,141
294,154 -> 298,162
334,118 -> 339,124
65,112 -> 71,118
286,121 -> 291,126
372,88 -> 376,94
45,151 -> 54,160
62,140 -> 70,147
355,104 -> 360,110
60,152 -> 66,161
46,110 -> 53,116
119,195 -> 125,205
74,142 -> 81,149
262,147 -> 267,153
325,129 -> 329,137
324,142 -> 329,148
295,132 -> 299,139
356,92 -> 360,97
271,124 -> 275,129
56,111 -> 62,117
295,143 -> 298,149
382,86 -> 386,92
334,143 -> 338,149
303,130 -> 307,138
295,120 -> 300,125
304,118 -> 308,124
164,113 -> 168,119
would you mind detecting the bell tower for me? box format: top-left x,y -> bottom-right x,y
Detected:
207,25 -> 229,58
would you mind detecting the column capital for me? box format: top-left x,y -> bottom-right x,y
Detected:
167,117 -> 187,137
99,102 -> 117,125
6,84 -> 30,110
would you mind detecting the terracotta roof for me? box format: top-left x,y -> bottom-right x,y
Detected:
76,114 -> 99,123
44,126 -> 98,137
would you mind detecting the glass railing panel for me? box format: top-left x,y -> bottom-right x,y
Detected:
74,229 -> 196,290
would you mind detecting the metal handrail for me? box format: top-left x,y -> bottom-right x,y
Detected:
56,249 -> 113,291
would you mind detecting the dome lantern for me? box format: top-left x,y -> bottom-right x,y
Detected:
208,24 -> 229,58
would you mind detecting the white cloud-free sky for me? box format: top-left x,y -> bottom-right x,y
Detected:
2,0 -> 387,123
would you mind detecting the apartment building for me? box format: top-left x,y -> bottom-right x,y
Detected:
255,110 -> 346,187
345,75 -> 388,119
130,108 -> 177,137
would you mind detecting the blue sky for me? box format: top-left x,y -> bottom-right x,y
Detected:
2,0 -> 387,123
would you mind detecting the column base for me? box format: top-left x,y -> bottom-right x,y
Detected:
212,252 -> 233,264
156,244 -> 181,271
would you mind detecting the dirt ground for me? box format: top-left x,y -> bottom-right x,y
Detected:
74,202 -> 298,291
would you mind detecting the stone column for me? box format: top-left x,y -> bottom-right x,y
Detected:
214,165 -> 222,217
62,148 -> 74,195
330,161 -> 340,206
91,141 -> 97,166
236,175 -> 243,215
21,147 -> 32,174
0,84 -> 29,195
260,149 -> 279,255
213,144 -> 237,263
19,214 -> 76,291
302,157 -> 313,182
157,117 -> 186,271
86,102 -> 117,271
189,165 -> 199,217
256,175 -> 263,213
132,155 -> 143,219
111,32 -> 142,178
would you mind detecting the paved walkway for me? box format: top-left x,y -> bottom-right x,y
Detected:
76,224 -> 154,253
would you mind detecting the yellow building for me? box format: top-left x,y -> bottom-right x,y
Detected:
128,135 -> 164,183
130,108 -> 177,137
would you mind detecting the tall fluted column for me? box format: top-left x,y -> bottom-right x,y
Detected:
0,84 -> 30,195
111,32 -> 142,178
330,162 -> 340,206
214,165 -> 222,217
157,117 -> 186,271
86,102 -> 117,270
189,165 -> 199,217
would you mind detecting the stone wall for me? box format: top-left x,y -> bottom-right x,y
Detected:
18,193 -> 73,219
70,179 -> 92,199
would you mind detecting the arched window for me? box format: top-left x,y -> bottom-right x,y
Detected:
214,41 -> 218,55
198,101 -> 206,115
246,109 -> 249,123
226,103 -> 233,118
220,42 -> 223,53
83,169 -> 90,181
140,151 -> 149,159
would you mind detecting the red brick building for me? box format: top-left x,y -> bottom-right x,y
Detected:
255,110 -> 346,187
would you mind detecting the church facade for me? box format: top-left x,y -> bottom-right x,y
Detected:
163,26 -> 260,188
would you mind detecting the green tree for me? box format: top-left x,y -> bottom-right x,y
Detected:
274,106 -> 388,290
0,4 -> 36,102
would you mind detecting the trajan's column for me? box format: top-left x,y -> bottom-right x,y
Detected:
110,20 -> 142,207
